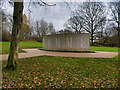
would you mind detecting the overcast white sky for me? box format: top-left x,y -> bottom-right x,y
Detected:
1,0 -> 119,31
26,2 -> 81,31
2,1 -> 79,31
24,2 -> 74,30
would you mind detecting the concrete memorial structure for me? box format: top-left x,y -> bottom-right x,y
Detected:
43,33 -> 89,51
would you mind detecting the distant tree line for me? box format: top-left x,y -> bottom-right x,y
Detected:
1,1 -> 120,47
1,13 -> 56,42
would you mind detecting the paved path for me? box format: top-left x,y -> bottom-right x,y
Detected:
0,49 -> 118,61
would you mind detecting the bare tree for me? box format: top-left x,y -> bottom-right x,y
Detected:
35,19 -> 55,36
35,20 -> 41,37
109,2 -> 120,34
6,1 -> 56,70
7,1 -> 24,69
109,2 -> 120,48
66,1 -> 106,46
65,14 -> 85,33
39,19 -> 48,36
48,22 -> 55,34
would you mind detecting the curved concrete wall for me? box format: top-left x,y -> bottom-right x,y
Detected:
43,33 -> 89,51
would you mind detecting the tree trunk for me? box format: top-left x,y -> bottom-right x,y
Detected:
91,35 -> 94,46
91,30 -> 94,46
36,21 -> 41,38
91,20 -> 94,46
6,1 -> 23,70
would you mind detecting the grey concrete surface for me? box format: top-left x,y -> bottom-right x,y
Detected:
43,33 -> 89,51
0,49 -> 118,61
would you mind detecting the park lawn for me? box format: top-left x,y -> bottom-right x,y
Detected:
2,56 -> 118,88
90,46 -> 118,52
0,41 -> 43,54
0,41 -> 118,54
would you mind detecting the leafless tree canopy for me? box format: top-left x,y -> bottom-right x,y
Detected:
109,2 -> 120,33
35,19 -> 55,37
65,1 -> 107,45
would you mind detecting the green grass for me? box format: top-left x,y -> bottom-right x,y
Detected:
90,46 -> 118,52
0,41 -> 118,54
0,41 -> 43,54
2,56 -> 118,88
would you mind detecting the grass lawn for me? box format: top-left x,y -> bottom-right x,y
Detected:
0,41 -> 118,54
90,46 -> 118,52
0,41 -> 43,54
2,56 -> 118,88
